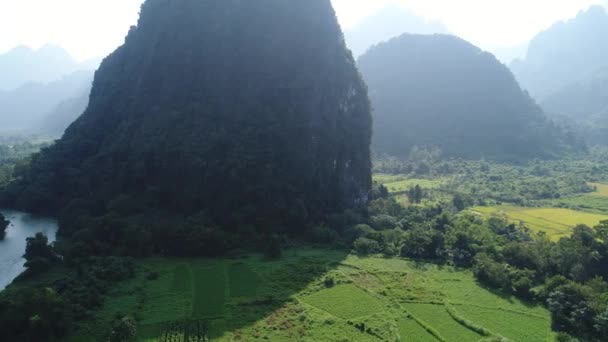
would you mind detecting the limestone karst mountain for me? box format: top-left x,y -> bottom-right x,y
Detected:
5,0 -> 373,241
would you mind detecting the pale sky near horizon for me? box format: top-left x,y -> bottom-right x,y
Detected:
0,0 -> 606,61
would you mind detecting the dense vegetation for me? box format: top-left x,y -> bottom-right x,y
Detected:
357,34 -> 581,160
354,179 -> 608,341
0,141 -> 48,187
0,212 -> 8,240
374,146 -> 608,207
2,0 -> 372,256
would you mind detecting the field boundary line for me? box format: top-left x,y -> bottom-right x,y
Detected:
398,305 -> 446,342
444,302 -> 502,339
450,302 -> 549,320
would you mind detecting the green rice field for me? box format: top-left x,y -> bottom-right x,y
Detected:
65,249 -> 554,342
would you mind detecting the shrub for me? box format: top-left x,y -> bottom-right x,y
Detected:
370,214 -> 399,230
353,237 -> 381,255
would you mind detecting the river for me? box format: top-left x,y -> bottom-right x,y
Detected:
0,209 -> 58,290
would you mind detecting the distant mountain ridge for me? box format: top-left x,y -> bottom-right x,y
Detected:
542,67 -> 608,121
344,5 -> 449,57
0,70 -> 93,135
0,44 -> 98,91
511,5 -> 608,101
0,45 -> 97,136
358,33 -> 581,160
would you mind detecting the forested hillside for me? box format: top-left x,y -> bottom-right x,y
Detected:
357,34 -> 579,160
2,0 -> 372,255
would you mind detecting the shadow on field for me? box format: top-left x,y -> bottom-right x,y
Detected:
141,248 -> 350,341
210,248 -> 350,339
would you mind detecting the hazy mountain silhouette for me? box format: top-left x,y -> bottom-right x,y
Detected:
492,42 -> 529,65
0,71 -> 93,134
0,45 -> 98,91
6,0 -> 372,235
358,34 -> 580,160
344,5 -> 449,57
511,5 -> 608,101
542,67 -> 608,121
39,87 -> 91,137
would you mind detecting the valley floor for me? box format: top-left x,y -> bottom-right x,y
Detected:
66,248 -> 553,342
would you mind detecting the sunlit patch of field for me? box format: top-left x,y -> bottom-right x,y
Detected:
373,174 -> 445,193
302,284 -> 385,319
589,182 -> 608,197
547,183 -> 608,215
471,205 -> 608,240
456,304 -> 550,342
404,303 -> 482,341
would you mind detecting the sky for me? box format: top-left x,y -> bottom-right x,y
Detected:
0,0 -> 606,61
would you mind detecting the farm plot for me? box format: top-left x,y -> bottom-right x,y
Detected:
302,284 -> 385,319
398,318 -> 439,342
191,264 -> 226,318
404,303 -> 482,342
228,263 -> 259,298
472,205 -> 608,240
66,250 -> 555,342
382,178 -> 443,193
456,304 -> 550,342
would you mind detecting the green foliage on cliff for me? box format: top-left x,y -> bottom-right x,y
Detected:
3,0 -> 372,254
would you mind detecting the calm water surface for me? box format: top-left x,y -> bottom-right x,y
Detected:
0,209 -> 58,289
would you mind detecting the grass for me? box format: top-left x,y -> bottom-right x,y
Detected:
191,264 -> 226,318
404,303 -> 482,342
398,318 -> 439,342
373,174 -> 445,193
302,284 -> 384,319
456,304 -> 551,342
547,183 -> 608,215
471,205 -> 608,240
589,182 -> 608,197
228,263 -> 260,298
66,249 -> 554,342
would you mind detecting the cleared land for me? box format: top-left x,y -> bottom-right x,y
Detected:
65,249 -> 554,342
472,205 -> 608,240
589,182 -> 608,197
548,183 -> 608,215
373,174 -> 445,193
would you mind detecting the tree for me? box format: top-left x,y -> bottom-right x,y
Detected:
265,235 -> 282,259
0,213 -> 8,240
23,233 -> 57,274
108,316 -> 137,342
353,237 -> 381,255
452,193 -> 469,211
547,283 -> 594,336
595,306 -> 608,336
407,185 -> 423,204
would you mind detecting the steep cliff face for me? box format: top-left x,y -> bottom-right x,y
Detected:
9,0 -> 372,231
358,34 -> 577,160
